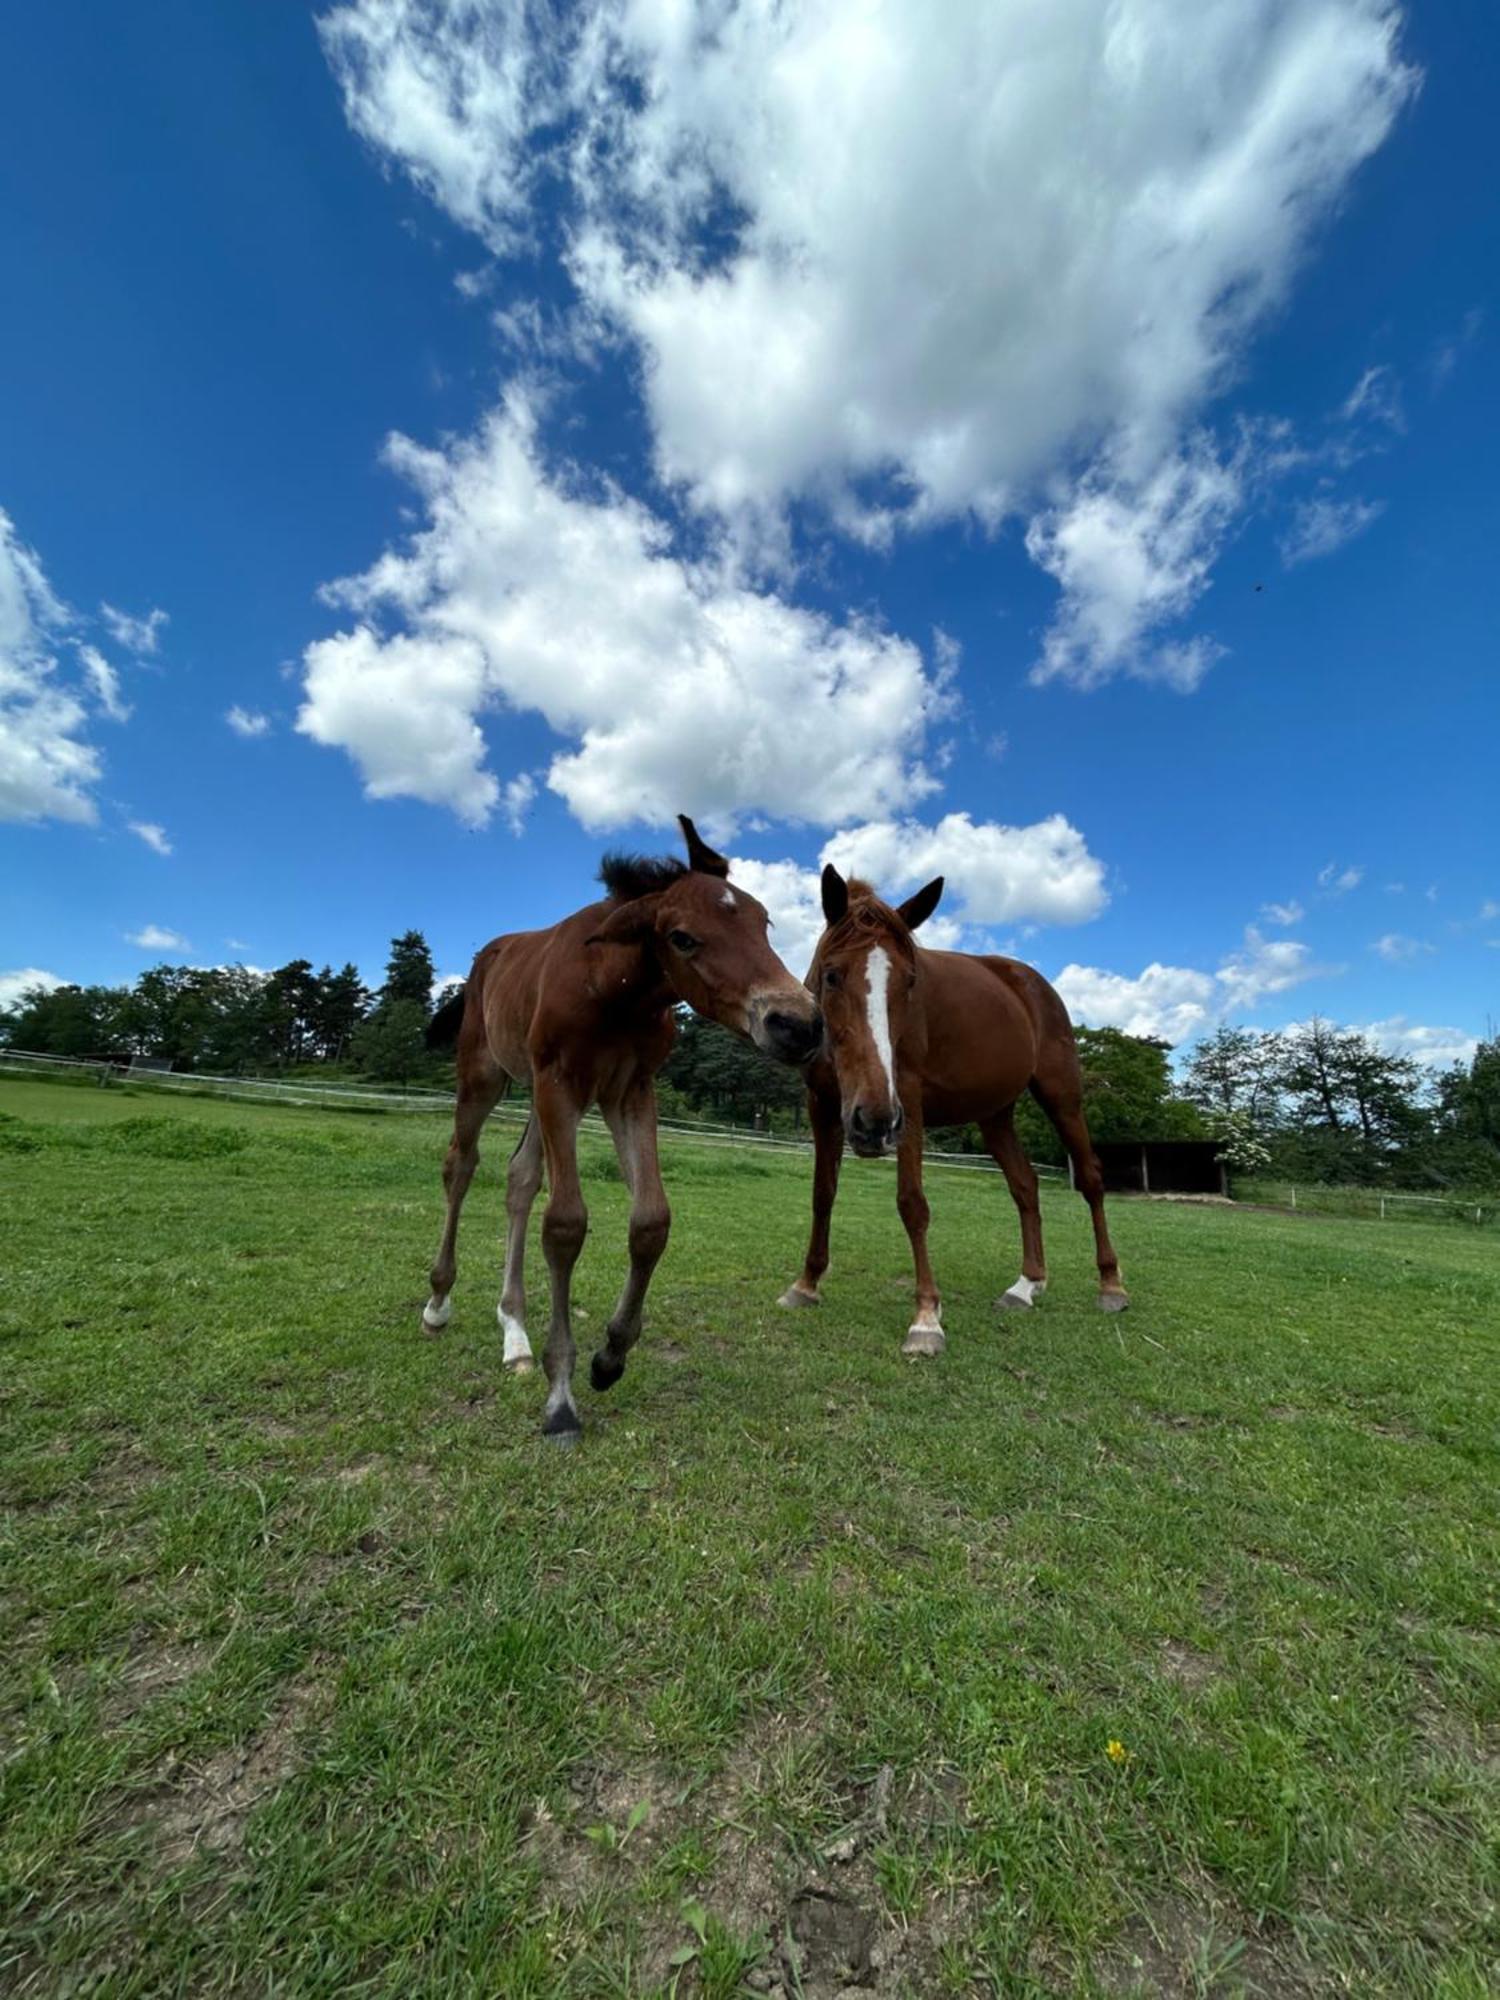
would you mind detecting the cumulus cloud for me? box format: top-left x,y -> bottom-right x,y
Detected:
1353,1016 -> 1477,1067
298,395 -> 946,831
128,820 -> 173,856
321,0 -> 1416,687
0,507 -> 103,824
226,705 -> 272,738
126,924 -> 190,952
822,812 -> 1107,928
0,967 -> 65,1011
100,602 -> 168,655
1261,900 -> 1305,926
1052,961 -> 1218,1044
1279,493 -> 1384,567
1057,924 -> 1331,1042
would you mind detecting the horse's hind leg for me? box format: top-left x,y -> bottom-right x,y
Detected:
424,1065 -> 505,1333
535,1073 -> 589,1442
496,1112 -> 544,1373
1028,1069 -> 1128,1312
980,1108 -> 1048,1310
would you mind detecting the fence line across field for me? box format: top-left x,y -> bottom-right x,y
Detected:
0,1048 -> 1067,1178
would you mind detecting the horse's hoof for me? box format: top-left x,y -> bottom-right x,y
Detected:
591,1349 -> 625,1393
542,1404 -> 582,1443
504,1356 -> 534,1376
544,1425 -> 580,1447
902,1324 -> 946,1359
1098,1291 -> 1130,1313
778,1286 -> 820,1309
422,1297 -> 452,1335
995,1290 -> 1034,1311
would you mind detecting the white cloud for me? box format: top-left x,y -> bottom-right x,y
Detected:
1057,922 -> 1332,1042
126,925 -> 190,952
1261,899 -> 1305,926
1279,493 -> 1384,567
1371,932 -> 1432,963
322,0 -> 1416,689
0,507 -> 102,824
1356,1016 -> 1477,1067
79,645 -> 132,723
822,812 -> 1107,927
500,771 -> 536,835
99,602 -> 168,655
1318,861 -> 1364,895
298,395 -> 946,831
0,967 -> 65,1011
1215,926 -> 1326,1010
1340,363 -> 1404,433
1052,961 -> 1218,1044
128,820 -> 173,857
1025,442 -> 1239,689
226,705 -> 272,738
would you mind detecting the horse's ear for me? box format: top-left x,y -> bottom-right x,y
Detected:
821,863 -> 849,926
678,815 -> 729,878
586,893 -> 663,947
896,876 -> 944,932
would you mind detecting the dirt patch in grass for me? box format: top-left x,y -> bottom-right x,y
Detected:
1098,1893 -> 1312,1996
1159,1639 -> 1220,1691
131,1668 -> 326,1869
103,1636 -> 213,1725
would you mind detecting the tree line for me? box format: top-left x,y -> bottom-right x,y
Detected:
0,932 -> 457,1085
4,941 -> 1493,1189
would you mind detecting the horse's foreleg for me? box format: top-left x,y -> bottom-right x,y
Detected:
897,1107 -> 944,1358
591,1079 -> 670,1392
536,1075 -> 589,1440
982,1108 -> 1049,1309
497,1111 -> 544,1372
424,1069 -> 504,1333
1031,1077 -> 1128,1311
779,1089 -> 843,1307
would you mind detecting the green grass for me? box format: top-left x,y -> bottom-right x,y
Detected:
2,1076 -> 1497,1998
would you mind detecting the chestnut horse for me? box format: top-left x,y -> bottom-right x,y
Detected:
779,866 -> 1127,1353
426,817 -> 822,1440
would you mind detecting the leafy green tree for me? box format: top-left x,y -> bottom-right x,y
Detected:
0,982 -> 134,1058
380,931 -> 437,1013
1182,1025 -> 1282,1126
352,998 -> 430,1084
311,963 -> 370,1061
662,1014 -> 807,1127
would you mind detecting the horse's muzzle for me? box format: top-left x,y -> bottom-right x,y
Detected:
847,1103 -> 903,1157
753,1002 -> 824,1066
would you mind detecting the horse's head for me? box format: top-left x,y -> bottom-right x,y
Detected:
809,864 -> 945,1157
589,817 -> 824,1065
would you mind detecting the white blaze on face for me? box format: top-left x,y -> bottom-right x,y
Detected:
863,946 -> 897,1106
720,887 -> 737,908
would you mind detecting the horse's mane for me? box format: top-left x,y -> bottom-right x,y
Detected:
598,852 -> 689,902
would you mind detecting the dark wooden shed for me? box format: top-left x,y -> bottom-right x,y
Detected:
1085,1140 -> 1227,1197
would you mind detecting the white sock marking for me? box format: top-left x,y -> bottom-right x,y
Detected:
423,1294 -> 452,1328
498,1305 -> 534,1365
865,946 -> 897,1105
1003,1276 -> 1044,1306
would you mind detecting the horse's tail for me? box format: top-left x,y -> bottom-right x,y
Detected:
426,984 -> 468,1051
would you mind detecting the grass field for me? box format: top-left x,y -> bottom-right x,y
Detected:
2,1076 -> 1497,1998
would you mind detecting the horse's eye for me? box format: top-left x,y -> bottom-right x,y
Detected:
668,930 -> 699,954
823,967 -> 842,990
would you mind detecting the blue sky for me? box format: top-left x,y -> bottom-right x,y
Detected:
2,0 -> 1495,1063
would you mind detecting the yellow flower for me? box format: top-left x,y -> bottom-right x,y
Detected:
1106,1739 -> 1130,1764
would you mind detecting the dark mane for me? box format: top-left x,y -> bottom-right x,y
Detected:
598,852 -> 688,902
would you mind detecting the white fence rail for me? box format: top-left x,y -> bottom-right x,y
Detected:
0,1048 -> 1065,1179
1254,1180 -> 1494,1226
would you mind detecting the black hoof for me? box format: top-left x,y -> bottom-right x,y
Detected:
542,1403 -> 582,1442
591,1349 -> 626,1393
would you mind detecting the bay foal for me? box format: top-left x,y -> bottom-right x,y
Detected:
425,818 -> 822,1440
780,866 -> 1127,1354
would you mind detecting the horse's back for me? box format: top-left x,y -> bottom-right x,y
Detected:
918,949 -> 1077,1120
